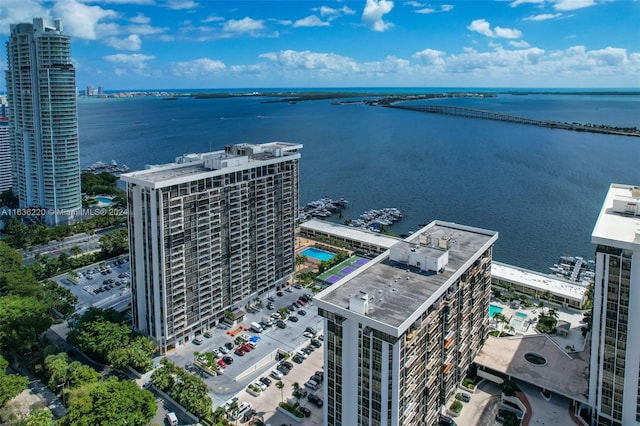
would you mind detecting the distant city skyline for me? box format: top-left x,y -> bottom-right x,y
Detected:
0,0 -> 638,90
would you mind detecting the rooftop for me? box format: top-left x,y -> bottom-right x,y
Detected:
300,218 -> 401,250
120,142 -> 302,188
492,262 -> 588,302
474,334 -> 589,403
315,221 -> 497,335
592,183 -> 640,251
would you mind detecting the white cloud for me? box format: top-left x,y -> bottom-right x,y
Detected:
441,5 -> 454,12
524,13 -> 563,21
51,0 -> 118,40
362,0 -> 394,32
413,48 -> 445,65
553,0 -> 597,11
202,15 -> 224,23
130,13 -> 150,24
509,40 -> 531,48
260,50 -> 358,72
468,19 -> 522,39
415,7 -> 436,14
405,1 -> 424,6
588,47 -> 629,66
223,17 -> 265,33
509,0 -> 545,6
104,53 -> 154,75
315,5 -> 356,18
293,15 -> 330,28
170,58 -> 226,78
166,0 -> 198,10
0,0 -> 49,35
126,24 -> 168,35
412,3 -> 454,14
105,34 -> 142,51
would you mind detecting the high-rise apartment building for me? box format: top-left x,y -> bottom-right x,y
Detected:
5,18 -> 82,225
589,183 -> 640,425
315,221 -> 498,426
0,98 -> 11,192
121,142 -> 301,353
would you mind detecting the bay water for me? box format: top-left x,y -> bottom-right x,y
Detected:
77,91 -> 640,273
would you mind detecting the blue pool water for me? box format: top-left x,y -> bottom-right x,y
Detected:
301,247 -> 336,262
515,312 -> 528,319
94,196 -> 113,205
489,304 -> 503,318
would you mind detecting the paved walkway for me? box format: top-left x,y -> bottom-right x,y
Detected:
9,362 -> 67,420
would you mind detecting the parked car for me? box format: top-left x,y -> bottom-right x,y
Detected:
298,309 -> 307,316
277,365 -> 290,375
203,330 -> 213,338
234,348 -> 246,357
439,414 -> 457,425
267,303 -> 275,310
241,344 -> 253,352
254,381 -> 267,391
305,326 -> 317,334
293,284 -> 303,290
222,356 -> 234,364
299,406 -> 311,417
270,370 -> 283,380
193,336 -> 204,345
280,360 -> 293,369
218,345 -> 229,354
303,331 -> 314,338
285,287 -> 293,293
276,320 -> 287,329
310,338 -> 322,348
289,315 -> 299,323
225,342 -> 235,350
308,394 -> 323,407
217,359 -> 227,368
276,291 -> 283,296
259,376 -> 271,387
457,392 -> 471,403
303,346 -> 315,354
292,354 -> 304,364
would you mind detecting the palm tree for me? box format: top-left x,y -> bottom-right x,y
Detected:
548,308 -> 559,319
492,312 -> 511,333
227,401 -> 240,426
70,245 -> 82,257
292,382 -> 300,405
541,291 -> 553,315
275,380 -> 285,402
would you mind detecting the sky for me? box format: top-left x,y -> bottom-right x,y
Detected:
0,0 -> 639,90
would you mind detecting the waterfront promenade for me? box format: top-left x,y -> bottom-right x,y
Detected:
385,104 -> 640,138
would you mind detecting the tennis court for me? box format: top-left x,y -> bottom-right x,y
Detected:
317,255 -> 369,286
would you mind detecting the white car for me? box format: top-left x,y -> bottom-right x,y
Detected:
254,381 -> 267,391
271,312 -> 281,320
270,369 -> 284,380
218,345 -> 229,354
303,331 -> 314,338
296,350 -> 308,359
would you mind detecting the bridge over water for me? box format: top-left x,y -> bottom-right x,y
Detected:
385,104 -> 640,138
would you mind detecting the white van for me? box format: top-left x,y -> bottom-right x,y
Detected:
165,412 -> 178,426
250,322 -> 263,333
304,379 -> 319,390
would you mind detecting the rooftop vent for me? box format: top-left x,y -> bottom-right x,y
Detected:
349,291 -> 369,315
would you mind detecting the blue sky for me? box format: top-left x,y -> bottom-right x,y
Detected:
1,0 -> 638,90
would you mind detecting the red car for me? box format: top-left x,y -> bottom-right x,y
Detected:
234,348 -> 245,357
242,344 -> 253,352
217,359 -> 227,368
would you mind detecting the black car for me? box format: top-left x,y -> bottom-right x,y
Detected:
280,360 -> 293,369
439,414 -> 457,425
293,284 -> 304,290
310,338 -> 322,348
305,327 -> 317,334
268,296 -> 276,302
289,315 -> 299,323
276,291 -> 283,296
277,365 -> 290,375
299,406 -> 311,417
224,342 -> 234,350
292,354 -> 304,364
308,394 -> 323,407
259,376 -> 271,387
276,320 -> 287,329
222,356 -> 234,364
312,371 -> 324,383
303,346 -> 315,354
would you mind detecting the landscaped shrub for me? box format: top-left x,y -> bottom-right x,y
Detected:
450,400 -> 463,413
462,378 -> 476,389
279,402 -> 304,418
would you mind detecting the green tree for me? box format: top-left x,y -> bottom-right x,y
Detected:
99,229 -> 129,258
24,407 -> 54,426
69,245 -> 82,257
43,353 -> 70,389
61,378 -> 156,426
0,295 -> 52,352
275,380 -> 285,402
0,189 -> 19,208
292,382 -> 300,404
0,354 -> 29,406
541,291 -> 553,314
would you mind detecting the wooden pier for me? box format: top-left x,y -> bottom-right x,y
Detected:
385,104 -> 640,138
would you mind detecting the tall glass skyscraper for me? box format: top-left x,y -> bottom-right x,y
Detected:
5,18 -> 81,225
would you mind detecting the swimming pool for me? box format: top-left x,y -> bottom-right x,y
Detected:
489,304 -> 503,318
301,247 -> 336,262
515,312 -> 528,319
94,196 -> 113,205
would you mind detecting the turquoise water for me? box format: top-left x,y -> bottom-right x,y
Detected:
94,196 -> 113,205
489,304 -> 503,318
301,247 -> 335,262
515,312 -> 528,319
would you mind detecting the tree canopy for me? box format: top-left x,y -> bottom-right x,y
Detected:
0,354 -> 29,407
60,378 -> 156,426
151,358 -> 212,418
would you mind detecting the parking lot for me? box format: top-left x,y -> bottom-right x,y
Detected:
51,255 -> 132,315
163,285 -> 326,420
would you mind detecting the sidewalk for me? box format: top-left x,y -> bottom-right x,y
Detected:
9,361 -> 67,420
